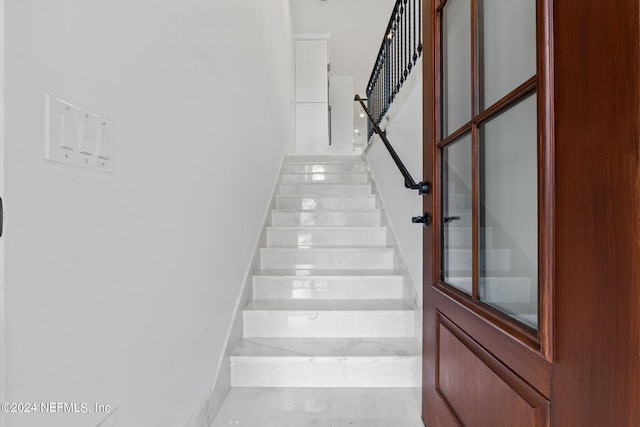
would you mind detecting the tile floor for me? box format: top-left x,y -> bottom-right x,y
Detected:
211,387 -> 424,427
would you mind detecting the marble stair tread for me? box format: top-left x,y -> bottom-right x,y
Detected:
243,300 -> 416,338
244,299 -> 414,312
267,227 -> 388,247
211,387 -> 424,425
488,301 -> 537,313
270,210 -> 381,227
253,268 -> 407,277
253,274 -> 404,300
285,155 -> 365,163
281,173 -> 370,184
271,208 -> 380,212
443,276 -> 535,303
267,226 -> 387,230
446,275 -> 533,282
283,163 -> 369,173
232,337 -> 421,358
279,183 -> 373,196
276,194 -> 375,199
445,248 -> 511,271
230,354 -> 420,388
260,245 -> 396,250
282,171 -> 368,175
260,247 -> 396,270
275,195 -> 377,211
445,227 -> 494,248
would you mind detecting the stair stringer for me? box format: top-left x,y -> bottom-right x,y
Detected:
186,153 -> 287,427
368,171 -> 423,345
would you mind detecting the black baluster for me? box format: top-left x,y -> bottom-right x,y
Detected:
399,3 -> 403,88
394,14 -> 402,97
400,2 -> 405,85
385,42 -> 390,115
390,23 -> 394,106
418,0 -> 422,55
404,0 -> 409,80
398,8 -> 402,95
412,0 -> 417,64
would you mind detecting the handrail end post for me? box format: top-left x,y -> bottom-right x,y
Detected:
418,181 -> 431,196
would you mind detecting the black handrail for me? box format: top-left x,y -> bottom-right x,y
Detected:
355,94 -> 429,195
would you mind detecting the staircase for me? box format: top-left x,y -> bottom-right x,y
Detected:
229,155 -> 421,389
444,180 -> 537,327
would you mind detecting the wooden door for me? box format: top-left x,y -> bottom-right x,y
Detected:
422,0 -> 553,425
422,0 -> 640,426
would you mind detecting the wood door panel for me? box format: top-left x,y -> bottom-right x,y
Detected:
436,289 -> 552,398
437,314 -> 549,427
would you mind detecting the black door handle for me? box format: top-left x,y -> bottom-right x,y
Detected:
0,197 -> 3,237
444,216 -> 461,224
412,213 -> 431,228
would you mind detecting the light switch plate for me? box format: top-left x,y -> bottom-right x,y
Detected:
45,94 -> 116,173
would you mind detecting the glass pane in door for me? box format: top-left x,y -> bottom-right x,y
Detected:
479,93 -> 538,329
442,0 -> 471,136
479,0 -> 537,109
442,133 -> 473,294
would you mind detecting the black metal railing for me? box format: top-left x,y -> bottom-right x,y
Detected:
365,0 -> 422,139
355,95 -> 429,195
353,0 -> 426,195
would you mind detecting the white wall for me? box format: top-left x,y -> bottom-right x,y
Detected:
367,79 -> 423,299
329,75 -> 355,155
0,0 -> 5,425
4,1 -> 295,426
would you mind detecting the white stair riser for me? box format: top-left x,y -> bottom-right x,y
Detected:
445,227 -> 494,248
446,277 -> 533,303
286,156 -> 364,163
243,310 -> 415,338
447,194 -> 469,210
279,184 -> 372,196
271,211 -> 381,227
260,249 -> 395,270
444,249 -> 511,272
267,228 -> 387,247
281,173 -> 369,184
481,278 -> 535,303
283,163 -> 368,174
230,357 -> 420,388
253,276 -> 404,300
276,195 -> 376,211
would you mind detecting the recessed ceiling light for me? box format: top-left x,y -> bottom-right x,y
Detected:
355,129 -> 359,133
359,113 -> 365,118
